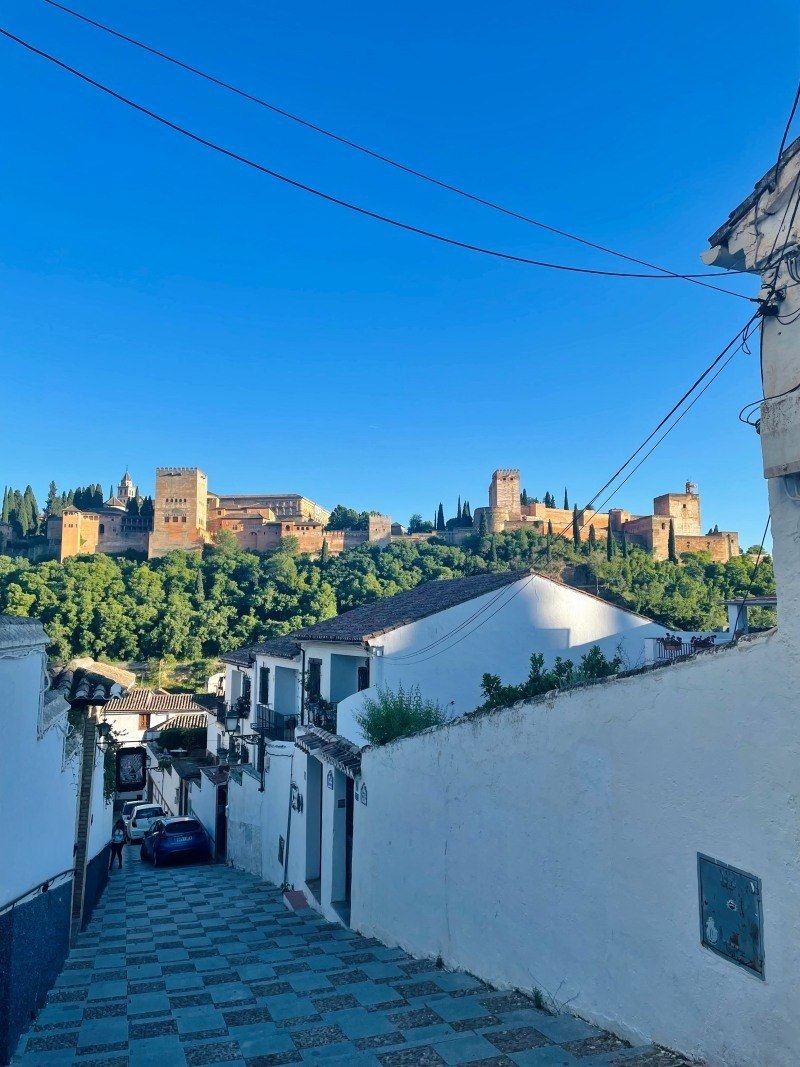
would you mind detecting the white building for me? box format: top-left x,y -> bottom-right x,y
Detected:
0,620 -> 112,1064
350,142 -> 800,1066
214,570 -> 699,926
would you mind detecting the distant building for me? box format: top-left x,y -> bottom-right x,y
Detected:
47,470 -> 152,562
473,469 -> 739,562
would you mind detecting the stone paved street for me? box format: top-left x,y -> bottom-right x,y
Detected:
13,849 -> 689,1067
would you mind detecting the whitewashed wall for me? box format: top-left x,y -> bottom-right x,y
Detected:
0,621 -> 77,905
189,773 -> 218,854
87,749 -> 112,863
352,632 -> 800,1067
226,743 -> 294,887
338,574 -> 671,745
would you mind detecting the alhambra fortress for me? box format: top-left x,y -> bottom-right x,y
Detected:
1,466 -> 740,564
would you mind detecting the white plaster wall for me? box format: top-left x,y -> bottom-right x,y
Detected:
87,748 -> 112,863
226,745 -> 295,885
189,776 -> 217,854
0,644 -> 77,905
337,575 -> 669,745
352,632 -> 800,1067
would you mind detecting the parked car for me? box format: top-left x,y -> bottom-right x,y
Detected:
125,803 -> 165,842
120,800 -> 140,831
140,817 -> 210,866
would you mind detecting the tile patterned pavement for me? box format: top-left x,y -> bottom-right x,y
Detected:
13,849 -> 690,1067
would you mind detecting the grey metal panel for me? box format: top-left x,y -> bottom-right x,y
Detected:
698,853 -> 764,978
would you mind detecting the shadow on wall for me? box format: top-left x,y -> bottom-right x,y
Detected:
0,879 -> 73,1066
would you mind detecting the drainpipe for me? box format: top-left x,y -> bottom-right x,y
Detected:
300,648 -> 307,726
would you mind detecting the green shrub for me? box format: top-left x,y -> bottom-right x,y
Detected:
355,684 -> 447,746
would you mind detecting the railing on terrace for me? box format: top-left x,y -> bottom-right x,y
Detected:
655,634 -> 717,662
254,704 -> 298,742
305,699 -> 337,733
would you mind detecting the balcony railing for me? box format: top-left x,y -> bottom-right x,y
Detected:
254,704 -> 298,742
654,634 -> 717,662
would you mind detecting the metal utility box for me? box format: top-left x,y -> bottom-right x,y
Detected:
698,853 -> 764,978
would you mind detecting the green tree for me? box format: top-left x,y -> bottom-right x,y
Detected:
457,496 -> 462,521
478,511 -> 489,538
606,524 -> 615,561
668,519 -> 678,563
436,503 -> 446,532
521,488 -> 529,506
326,505 -> 369,531
354,684 -> 446,746
572,505 -> 580,548
563,488 -> 569,510
320,538 -> 330,566
588,524 -> 597,550
621,529 -> 628,558
1,488 -> 9,524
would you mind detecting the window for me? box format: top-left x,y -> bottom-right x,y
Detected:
99,523 -> 105,534
172,516 -> 179,523
259,666 -> 270,705
164,516 -> 170,523
138,713 -> 150,731
308,659 -> 322,699
181,516 -> 187,523
358,663 -> 370,692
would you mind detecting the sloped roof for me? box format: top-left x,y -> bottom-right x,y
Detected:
293,570 -> 526,644
145,711 -> 209,733
708,136 -> 800,246
105,689 -> 209,714
0,615 -> 47,652
295,726 -> 362,778
50,658 -> 135,706
223,571 -> 526,663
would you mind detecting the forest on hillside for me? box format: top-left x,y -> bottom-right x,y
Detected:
0,526 -> 775,665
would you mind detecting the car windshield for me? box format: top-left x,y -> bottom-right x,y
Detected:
122,803 -> 138,817
165,820 -> 201,835
135,807 -> 163,819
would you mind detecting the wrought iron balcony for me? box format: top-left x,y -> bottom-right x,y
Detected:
254,704 -> 298,742
654,634 -> 716,662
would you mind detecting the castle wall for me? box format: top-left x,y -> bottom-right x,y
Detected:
489,469 -> 521,518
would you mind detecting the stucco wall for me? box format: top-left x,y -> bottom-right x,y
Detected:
337,574 -> 670,746
352,632 -> 800,1067
226,745 -> 294,887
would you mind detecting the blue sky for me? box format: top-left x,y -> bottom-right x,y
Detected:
2,1 -> 798,548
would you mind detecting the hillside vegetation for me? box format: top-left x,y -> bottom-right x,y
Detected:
0,528 -> 775,663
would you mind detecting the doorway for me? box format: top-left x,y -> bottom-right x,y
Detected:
305,758 -> 322,901
215,783 -> 228,862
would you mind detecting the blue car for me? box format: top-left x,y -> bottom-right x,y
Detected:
140,816 -> 210,866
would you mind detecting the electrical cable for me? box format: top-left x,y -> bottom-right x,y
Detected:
730,516 -> 771,641
41,0 -> 750,297
389,316 -> 759,663
770,79 -> 800,191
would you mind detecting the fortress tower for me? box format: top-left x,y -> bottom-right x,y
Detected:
148,467 -> 209,558
489,469 -> 521,519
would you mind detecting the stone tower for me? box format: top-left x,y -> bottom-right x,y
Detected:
653,489 -> 701,536
489,470 -> 521,519
117,470 -> 136,502
148,467 -> 209,558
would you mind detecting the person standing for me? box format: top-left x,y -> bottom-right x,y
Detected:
109,818 -> 125,871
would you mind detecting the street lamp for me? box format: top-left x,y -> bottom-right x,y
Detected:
96,720 -> 114,753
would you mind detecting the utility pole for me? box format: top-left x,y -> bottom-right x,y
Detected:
702,136 -> 800,645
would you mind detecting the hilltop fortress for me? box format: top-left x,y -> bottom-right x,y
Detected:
7,465 -> 739,565
473,469 -> 739,562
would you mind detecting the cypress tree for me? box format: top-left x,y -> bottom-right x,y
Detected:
521,488 -> 529,506
606,524 -> 615,561
436,503 -> 446,532
478,511 -> 488,538
109,484 -> 113,500
563,488 -> 569,511
320,538 -> 330,566
588,524 -> 597,549
621,529 -> 628,558
1,487 -> 9,523
457,496 -> 462,521
547,519 -> 553,538
23,486 -> 39,535
463,501 -> 471,523
489,536 -> 498,564
195,570 -> 205,601
546,531 -> 552,564
572,505 -> 580,548
668,519 -> 678,563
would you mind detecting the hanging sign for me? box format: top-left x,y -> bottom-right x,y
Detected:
116,746 -> 147,792
360,784 -> 368,807
326,769 -> 334,790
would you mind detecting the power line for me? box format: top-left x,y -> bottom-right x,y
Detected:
5,22 -> 749,294
389,315 -> 759,664
730,516 -> 772,640
40,0 -> 751,297
770,79 -> 800,192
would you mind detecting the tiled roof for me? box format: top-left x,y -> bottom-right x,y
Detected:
293,570 -> 526,644
223,572 -> 527,664
708,136 -> 800,245
105,690 -> 209,714
146,712 -> 209,732
295,726 -> 362,779
0,615 -> 47,652
50,658 -> 135,706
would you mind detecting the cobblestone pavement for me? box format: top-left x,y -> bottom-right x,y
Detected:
13,849 -> 690,1067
